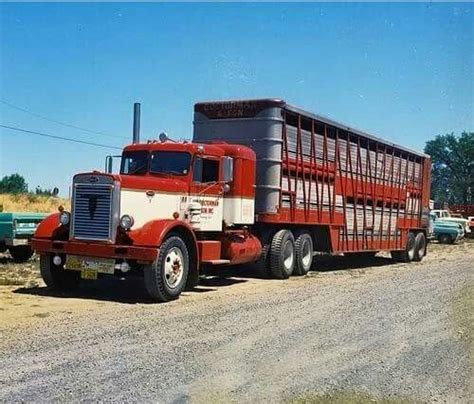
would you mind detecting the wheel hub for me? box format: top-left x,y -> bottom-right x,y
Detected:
164,247 -> 184,289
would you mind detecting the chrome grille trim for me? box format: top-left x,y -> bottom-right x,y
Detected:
70,175 -> 120,242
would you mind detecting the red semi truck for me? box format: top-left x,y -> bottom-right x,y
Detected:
32,99 -> 431,302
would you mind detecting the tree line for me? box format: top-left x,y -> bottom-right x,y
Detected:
0,174 -> 58,196
1,131 -> 472,204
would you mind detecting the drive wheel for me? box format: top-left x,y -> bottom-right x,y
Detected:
391,232 -> 416,263
9,246 -> 34,263
294,233 -> 313,276
269,230 -> 295,279
252,242 -> 271,278
413,232 -> 426,262
40,254 -> 80,290
144,235 -> 189,302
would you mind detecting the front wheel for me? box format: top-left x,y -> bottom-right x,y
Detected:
144,236 -> 189,302
438,234 -> 452,244
40,254 -> 80,290
9,245 -> 34,263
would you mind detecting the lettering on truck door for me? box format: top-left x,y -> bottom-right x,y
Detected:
189,156 -> 223,231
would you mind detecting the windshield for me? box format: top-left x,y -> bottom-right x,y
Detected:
120,151 -> 149,175
120,150 -> 191,176
150,151 -> 191,175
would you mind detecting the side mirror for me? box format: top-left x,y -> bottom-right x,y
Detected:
223,156 -> 234,183
105,155 -> 121,174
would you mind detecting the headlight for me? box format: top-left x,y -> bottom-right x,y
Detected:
59,211 -> 71,225
120,214 -> 134,230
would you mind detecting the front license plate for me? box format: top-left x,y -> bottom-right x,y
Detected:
65,255 -> 115,275
81,268 -> 98,280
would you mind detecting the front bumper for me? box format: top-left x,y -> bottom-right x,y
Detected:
31,238 -> 158,262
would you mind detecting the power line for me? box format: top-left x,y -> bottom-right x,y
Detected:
0,99 -> 129,141
0,124 -> 123,150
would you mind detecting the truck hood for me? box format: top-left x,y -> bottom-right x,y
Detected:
434,220 -> 463,228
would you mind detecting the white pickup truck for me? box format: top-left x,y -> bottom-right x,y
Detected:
431,210 -> 471,236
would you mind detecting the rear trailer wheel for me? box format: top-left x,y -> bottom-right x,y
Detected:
391,232 -> 416,263
414,232 -> 427,262
40,254 -> 80,290
269,230 -> 295,279
9,245 -> 34,263
294,233 -> 313,276
144,236 -> 189,302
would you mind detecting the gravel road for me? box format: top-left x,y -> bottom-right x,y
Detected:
0,242 -> 472,403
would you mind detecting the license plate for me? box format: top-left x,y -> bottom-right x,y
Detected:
81,268 -> 98,280
65,255 -> 115,276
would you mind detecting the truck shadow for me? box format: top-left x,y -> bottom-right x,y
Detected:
13,274 -> 248,304
13,255 -> 397,304
206,254 -> 398,280
310,254 -> 398,272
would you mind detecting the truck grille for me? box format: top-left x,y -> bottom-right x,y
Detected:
72,184 -> 114,241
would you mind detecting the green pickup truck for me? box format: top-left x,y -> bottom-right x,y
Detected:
0,212 -> 47,262
428,213 -> 464,244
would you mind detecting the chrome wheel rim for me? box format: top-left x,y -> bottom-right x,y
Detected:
283,240 -> 294,270
164,247 -> 184,289
301,239 -> 312,268
408,240 -> 416,260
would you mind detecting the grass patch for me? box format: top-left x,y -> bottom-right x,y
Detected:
288,391 -> 413,404
0,193 -> 70,213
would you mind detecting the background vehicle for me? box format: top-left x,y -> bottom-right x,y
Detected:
431,214 -> 464,244
0,212 -> 47,262
431,209 -> 470,236
33,100 -> 431,302
468,216 -> 474,233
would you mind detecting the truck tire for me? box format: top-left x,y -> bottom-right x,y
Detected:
269,229 -> 295,279
144,235 -> 189,302
294,233 -> 313,276
40,254 -> 80,290
252,242 -> 271,278
438,234 -> 452,244
9,246 -> 34,263
413,232 -> 426,262
391,232 -> 416,263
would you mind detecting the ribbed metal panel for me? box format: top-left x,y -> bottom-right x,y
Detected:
72,184 -> 112,241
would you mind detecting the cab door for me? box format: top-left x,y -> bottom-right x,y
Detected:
189,156 -> 224,231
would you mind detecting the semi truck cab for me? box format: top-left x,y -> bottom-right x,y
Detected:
32,139 -> 261,302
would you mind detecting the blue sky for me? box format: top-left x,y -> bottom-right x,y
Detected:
1,3 -> 473,196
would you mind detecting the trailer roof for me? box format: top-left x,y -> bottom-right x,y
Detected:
194,98 -> 429,159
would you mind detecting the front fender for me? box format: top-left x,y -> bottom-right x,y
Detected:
35,213 -> 61,238
128,219 -> 197,248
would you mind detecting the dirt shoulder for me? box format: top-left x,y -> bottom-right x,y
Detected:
0,241 -> 473,402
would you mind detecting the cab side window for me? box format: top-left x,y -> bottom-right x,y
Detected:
193,158 -> 219,183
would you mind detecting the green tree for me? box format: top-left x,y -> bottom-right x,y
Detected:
424,132 -> 473,205
0,173 -> 28,194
